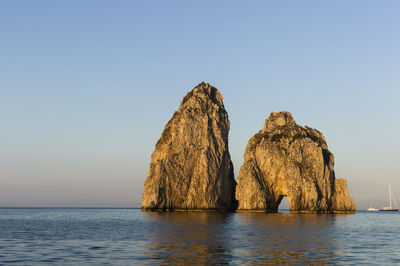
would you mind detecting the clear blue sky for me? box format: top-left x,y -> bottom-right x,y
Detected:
1,1 -> 399,209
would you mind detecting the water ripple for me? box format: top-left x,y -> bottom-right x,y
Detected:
0,209 -> 399,264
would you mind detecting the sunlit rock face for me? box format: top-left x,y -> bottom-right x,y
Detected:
141,82 -> 236,211
235,111 -> 355,213
332,178 -> 356,213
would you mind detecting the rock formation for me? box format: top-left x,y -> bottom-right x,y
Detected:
332,178 -> 355,212
141,82 -> 236,211
235,111 -> 355,213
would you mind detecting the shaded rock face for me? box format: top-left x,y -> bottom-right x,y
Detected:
142,82 -> 236,211
235,111 -> 355,213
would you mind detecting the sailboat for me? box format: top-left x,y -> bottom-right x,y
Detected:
379,183 -> 399,211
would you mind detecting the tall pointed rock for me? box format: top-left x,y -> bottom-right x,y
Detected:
235,111 -> 355,213
142,82 -> 236,211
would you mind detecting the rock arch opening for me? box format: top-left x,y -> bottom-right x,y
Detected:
277,195 -> 290,212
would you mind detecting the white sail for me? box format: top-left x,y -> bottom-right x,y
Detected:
380,183 -> 399,211
392,184 -> 399,210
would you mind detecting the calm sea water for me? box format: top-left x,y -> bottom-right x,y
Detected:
0,208 -> 399,265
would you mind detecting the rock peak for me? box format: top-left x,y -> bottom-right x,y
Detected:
194,81 -> 213,90
181,82 -> 223,106
263,111 -> 296,130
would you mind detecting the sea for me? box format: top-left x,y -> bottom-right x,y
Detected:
0,208 -> 399,265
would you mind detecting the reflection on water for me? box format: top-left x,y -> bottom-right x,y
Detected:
233,213 -> 337,264
143,212 -> 234,264
142,212 -> 339,264
1,209 -> 399,265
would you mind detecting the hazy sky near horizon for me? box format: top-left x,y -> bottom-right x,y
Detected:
1,1 -> 399,209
